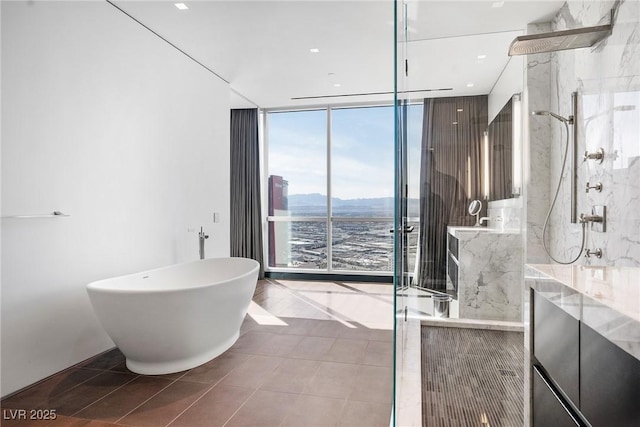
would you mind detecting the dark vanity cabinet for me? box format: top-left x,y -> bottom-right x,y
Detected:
580,322 -> 640,427
531,290 -> 640,427
532,367 -> 580,427
533,292 -> 579,404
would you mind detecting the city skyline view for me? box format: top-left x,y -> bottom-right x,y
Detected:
266,105 -> 422,272
268,183 -> 420,271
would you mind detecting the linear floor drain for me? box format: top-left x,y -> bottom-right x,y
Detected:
499,369 -> 517,376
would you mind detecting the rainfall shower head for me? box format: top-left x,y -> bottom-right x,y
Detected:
509,11 -> 613,56
532,110 -> 572,123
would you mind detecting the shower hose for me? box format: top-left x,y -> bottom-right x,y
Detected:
541,120 -> 586,264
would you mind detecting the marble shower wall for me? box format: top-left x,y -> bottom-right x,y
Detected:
488,198 -> 522,231
526,0 -> 640,267
525,23 -> 553,265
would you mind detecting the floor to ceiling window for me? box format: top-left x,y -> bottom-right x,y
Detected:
265,109 -> 328,270
265,105 -> 408,275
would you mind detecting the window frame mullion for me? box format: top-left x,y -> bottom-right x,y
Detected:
326,106 -> 333,273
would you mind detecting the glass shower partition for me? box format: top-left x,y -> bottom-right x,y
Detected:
393,2 -> 528,425
393,1 -> 424,425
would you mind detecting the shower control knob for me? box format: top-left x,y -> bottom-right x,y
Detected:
584,148 -> 605,163
586,182 -> 603,193
585,248 -> 603,259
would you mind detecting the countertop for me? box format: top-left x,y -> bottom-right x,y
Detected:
526,264 -> 640,360
447,225 -> 519,237
526,264 -> 640,324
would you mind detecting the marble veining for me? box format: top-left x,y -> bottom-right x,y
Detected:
525,1 -> 640,269
448,227 -> 523,322
535,0 -> 640,268
526,263 -> 640,361
525,22 -> 553,265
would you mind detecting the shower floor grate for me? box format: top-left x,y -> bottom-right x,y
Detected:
421,325 -> 524,427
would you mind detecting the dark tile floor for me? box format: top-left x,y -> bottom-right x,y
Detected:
421,326 -> 524,427
1,280 -> 393,427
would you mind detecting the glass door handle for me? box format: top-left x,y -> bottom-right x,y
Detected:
389,226 -> 415,233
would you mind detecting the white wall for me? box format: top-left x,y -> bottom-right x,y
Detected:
1,1 -> 230,397
488,56 -> 524,123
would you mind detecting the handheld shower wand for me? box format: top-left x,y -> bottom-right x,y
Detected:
531,110 -> 573,124
531,100 -> 585,265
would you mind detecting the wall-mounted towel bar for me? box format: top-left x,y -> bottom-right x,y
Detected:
1,211 -> 70,219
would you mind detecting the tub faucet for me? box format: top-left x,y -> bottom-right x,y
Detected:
199,227 -> 209,260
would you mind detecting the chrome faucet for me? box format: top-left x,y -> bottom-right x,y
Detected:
198,227 -> 209,260
585,248 -> 603,258
579,213 -> 604,224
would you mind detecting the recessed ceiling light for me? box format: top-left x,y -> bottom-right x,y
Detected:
333,83 -> 341,87
466,82 -> 474,88
457,108 -> 464,112
310,48 -> 320,53
452,121 -> 459,125
174,3 -> 188,10
477,54 -> 487,60
491,1 -> 504,8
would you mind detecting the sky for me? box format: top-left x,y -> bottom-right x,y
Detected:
267,104 -> 423,200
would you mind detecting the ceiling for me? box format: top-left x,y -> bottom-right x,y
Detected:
112,0 -> 566,109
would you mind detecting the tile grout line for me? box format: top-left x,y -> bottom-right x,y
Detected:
4,351 -> 126,413
267,279 -> 358,327
49,368 -> 105,400
108,298 -> 294,425
269,280 -> 394,330
230,349 -> 389,371
276,396 -> 349,427
2,365 -> 106,404
161,382 -> 218,427
333,281 -> 396,305
113,374 -> 187,424
111,333 -> 390,425
333,397 -> 353,427
70,374 -> 140,418
272,286 -> 393,298
219,388 -> 261,427
288,358 -> 323,399
162,358 -> 258,427
246,321 -> 393,342
178,363 -> 302,427
221,388 -> 303,427
218,354 -> 302,427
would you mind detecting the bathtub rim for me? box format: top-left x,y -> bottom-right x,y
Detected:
86,257 -> 259,295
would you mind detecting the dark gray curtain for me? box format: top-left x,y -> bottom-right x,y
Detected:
488,98 -> 513,201
230,108 -> 264,279
417,96 -> 487,290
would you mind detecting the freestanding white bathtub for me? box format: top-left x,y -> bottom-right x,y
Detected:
86,257 -> 259,375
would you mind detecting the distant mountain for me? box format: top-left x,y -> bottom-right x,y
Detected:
287,193 -> 394,208
287,193 -> 328,207
287,193 -> 420,216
